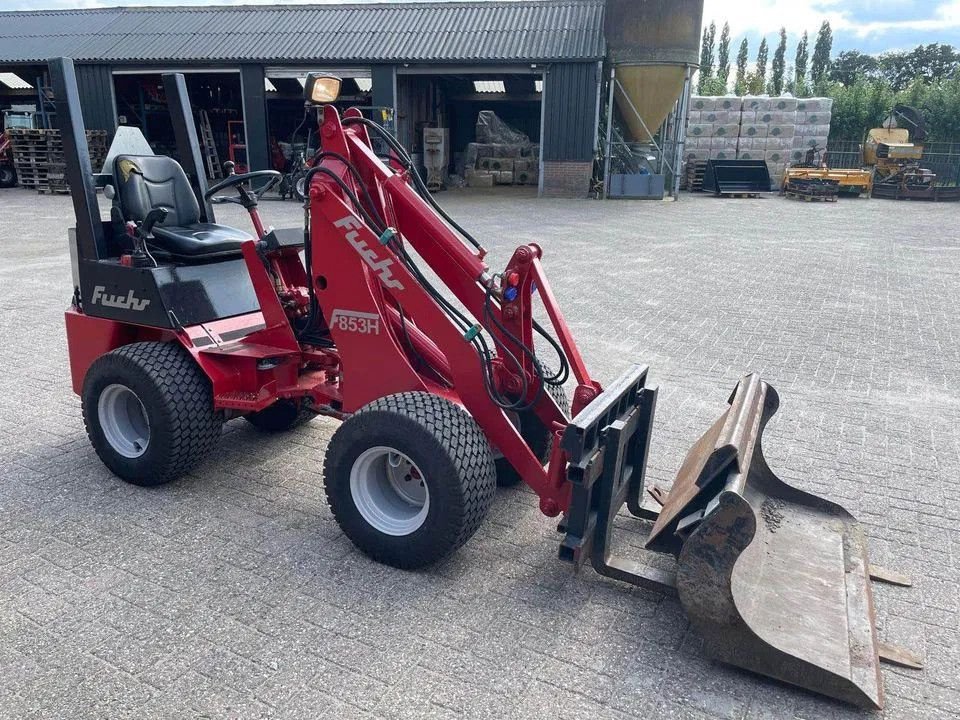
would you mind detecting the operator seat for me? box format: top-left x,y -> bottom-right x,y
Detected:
113,155 -> 254,259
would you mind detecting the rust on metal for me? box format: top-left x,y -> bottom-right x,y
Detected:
648,485 -> 669,506
648,374 -> 891,709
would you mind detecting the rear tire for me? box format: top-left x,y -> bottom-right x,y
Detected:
81,342 -> 221,486
293,172 -> 307,202
245,400 -> 316,432
0,165 -> 16,188
495,376 -> 570,487
324,392 -> 496,569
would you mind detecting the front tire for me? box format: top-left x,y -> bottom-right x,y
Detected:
324,393 -> 496,569
82,342 -> 221,486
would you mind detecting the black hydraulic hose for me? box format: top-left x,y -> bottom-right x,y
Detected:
532,319 -> 570,386
341,116 -> 484,252
303,165 -> 386,235
309,150 -> 388,232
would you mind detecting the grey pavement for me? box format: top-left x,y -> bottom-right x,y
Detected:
1,186 -> 959,719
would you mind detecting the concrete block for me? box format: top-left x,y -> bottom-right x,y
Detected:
495,171 -> 514,185
690,96 -> 716,111
687,124 -> 713,138
467,172 -> 495,188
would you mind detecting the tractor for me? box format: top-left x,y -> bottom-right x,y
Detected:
51,56 -> 917,709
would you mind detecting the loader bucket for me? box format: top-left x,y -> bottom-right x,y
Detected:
703,159 -> 772,195
646,374 -> 883,708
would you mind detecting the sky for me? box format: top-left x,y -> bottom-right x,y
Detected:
5,0 -> 960,60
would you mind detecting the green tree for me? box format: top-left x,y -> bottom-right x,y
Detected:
879,44 -> 960,90
770,27 -> 787,95
755,37 -> 769,89
830,50 -> 880,85
795,31 -> 809,86
811,21 -> 833,86
734,38 -> 750,95
717,22 -> 732,87
698,21 -> 717,93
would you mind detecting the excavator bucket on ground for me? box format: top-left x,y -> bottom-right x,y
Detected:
560,369 -> 916,709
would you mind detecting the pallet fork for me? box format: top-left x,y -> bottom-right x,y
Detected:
50,56 -> 917,709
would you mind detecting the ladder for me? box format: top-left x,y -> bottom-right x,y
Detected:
198,110 -> 222,179
35,77 -> 56,129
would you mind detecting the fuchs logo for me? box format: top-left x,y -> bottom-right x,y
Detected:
334,216 -> 404,290
90,285 -> 151,311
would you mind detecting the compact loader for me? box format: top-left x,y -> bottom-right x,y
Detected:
52,57 -> 918,709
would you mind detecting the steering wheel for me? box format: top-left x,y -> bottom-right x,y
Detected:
204,163 -> 282,207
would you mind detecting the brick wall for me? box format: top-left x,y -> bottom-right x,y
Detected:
541,161 -> 593,198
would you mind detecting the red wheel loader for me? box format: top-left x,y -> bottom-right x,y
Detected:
51,57 -> 918,709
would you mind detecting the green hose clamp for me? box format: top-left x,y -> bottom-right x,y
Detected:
379,227 -> 397,246
463,324 -> 482,342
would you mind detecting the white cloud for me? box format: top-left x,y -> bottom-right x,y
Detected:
703,0 -> 960,40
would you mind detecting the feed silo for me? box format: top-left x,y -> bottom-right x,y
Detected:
605,0 -> 704,143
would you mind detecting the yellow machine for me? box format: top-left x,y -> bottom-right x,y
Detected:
864,105 -> 959,201
782,165 -> 873,197
782,145 -> 872,197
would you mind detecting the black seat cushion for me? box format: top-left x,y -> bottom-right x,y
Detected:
113,154 -> 253,258
152,223 -> 254,257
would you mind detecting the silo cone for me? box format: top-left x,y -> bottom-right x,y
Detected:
605,0 -> 703,142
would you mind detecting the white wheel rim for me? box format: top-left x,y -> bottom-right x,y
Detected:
98,384 -> 150,459
296,177 -> 306,197
350,446 -> 429,536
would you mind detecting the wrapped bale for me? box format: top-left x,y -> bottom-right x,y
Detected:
476,110 -> 531,146
770,97 -> 798,112
796,97 -> 834,113
742,96 -> 769,112
767,125 -> 796,139
712,124 -> 741,138
740,124 -> 768,138
716,96 -> 743,112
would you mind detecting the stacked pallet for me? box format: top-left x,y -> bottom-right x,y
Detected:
684,160 -> 707,192
9,129 -> 107,193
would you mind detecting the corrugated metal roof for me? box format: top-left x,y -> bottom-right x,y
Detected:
0,1 -> 605,65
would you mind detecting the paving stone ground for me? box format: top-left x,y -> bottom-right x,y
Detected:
1,186 -> 959,720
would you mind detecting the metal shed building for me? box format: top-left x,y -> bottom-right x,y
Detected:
0,1 -> 606,197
